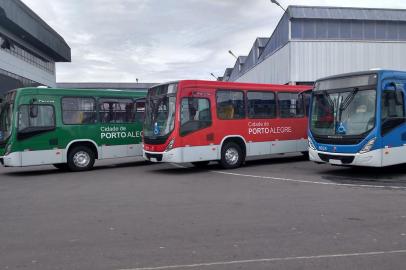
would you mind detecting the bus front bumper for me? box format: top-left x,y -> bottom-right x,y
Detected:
309,148 -> 382,167
143,148 -> 184,163
1,152 -> 22,167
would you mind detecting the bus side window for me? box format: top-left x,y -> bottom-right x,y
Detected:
247,91 -> 276,119
302,91 -> 312,116
216,90 -> 245,120
381,90 -> 405,135
18,105 -> 55,132
278,92 -> 304,118
180,98 -> 211,136
135,99 -> 145,122
62,97 -> 97,125
99,98 -> 134,123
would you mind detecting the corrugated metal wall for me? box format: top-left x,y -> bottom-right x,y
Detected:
290,41 -> 406,82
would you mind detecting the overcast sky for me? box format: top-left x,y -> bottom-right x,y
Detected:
23,0 -> 406,83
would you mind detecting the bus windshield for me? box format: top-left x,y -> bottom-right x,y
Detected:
144,84 -> 177,138
0,102 -> 13,142
311,74 -> 377,137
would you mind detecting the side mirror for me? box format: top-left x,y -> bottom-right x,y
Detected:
29,104 -> 38,118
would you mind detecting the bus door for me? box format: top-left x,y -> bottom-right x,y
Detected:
179,89 -> 215,162
129,98 -> 145,156
17,102 -> 62,166
380,82 -> 406,166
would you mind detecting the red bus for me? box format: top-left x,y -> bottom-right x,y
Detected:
143,80 -> 312,169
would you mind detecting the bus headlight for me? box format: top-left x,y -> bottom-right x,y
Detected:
165,138 -> 175,152
308,137 -> 316,150
359,137 -> 376,154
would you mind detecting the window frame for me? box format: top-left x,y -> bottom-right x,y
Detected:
134,97 -> 146,123
98,97 -> 135,124
16,104 -> 56,133
276,91 -> 306,119
381,89 -> 406,136
247,90 -> 277,119
215,89 -> 246,120
179,97 -> 212,137
61,96 -> 97,125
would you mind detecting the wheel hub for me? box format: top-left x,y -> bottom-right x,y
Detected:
225,147 -> 239,165
73,151 -> 90,168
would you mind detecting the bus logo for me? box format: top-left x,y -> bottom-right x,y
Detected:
154,122 -> 160,135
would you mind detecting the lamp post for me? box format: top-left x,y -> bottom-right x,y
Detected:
228,50 -> 238,60
270,0 -> 286,12
210,73 -> 218,80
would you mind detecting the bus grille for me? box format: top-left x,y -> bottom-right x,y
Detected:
318,154 -> 355,164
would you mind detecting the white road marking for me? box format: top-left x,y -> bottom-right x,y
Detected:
119,249 -> 406,270
169,163 -> 406,190
212,171 -> 406,190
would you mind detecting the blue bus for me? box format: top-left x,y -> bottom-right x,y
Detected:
308,70 -> 406,167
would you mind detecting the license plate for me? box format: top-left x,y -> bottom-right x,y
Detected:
329,159 -> 342,165
150,157 -> 157,162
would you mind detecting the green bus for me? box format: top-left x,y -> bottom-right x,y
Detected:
0,87 -> 146,171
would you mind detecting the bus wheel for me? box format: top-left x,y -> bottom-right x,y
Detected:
220,142 -> 244,169
192,161 -> 210,168
53,163 -> 69,171
67,146 -> 95,172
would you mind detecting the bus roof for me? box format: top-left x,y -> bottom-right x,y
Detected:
10,87 -> 147,98
316,69 -> 406,82
154,80 -> 312,93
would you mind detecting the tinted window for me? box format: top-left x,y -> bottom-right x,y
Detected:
301,91 -> 312,116
135,98 -> 145,122
216,90 -> 245,120
278,92 -> 304,118
18,105 -> 55,131
62,97 -> 97,125
99,98 -> 134,123
247,91 -> 276,119
180,98 -> 211,136
381,90 -> 405,135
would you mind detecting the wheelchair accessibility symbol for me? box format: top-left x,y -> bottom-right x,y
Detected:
336,122 -> 346,134
154,122 -> 160,135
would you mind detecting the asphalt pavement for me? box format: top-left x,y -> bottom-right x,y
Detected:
1,154 -> 406,270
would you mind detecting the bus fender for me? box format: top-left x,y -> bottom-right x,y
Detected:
64,140 -> 100,162
219,135 -> 247,158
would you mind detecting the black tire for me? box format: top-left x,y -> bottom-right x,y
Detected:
53,163 -> 69,171
301,151 -> 309,159
191,161 -> 210,168
67,146 -> 95,172
220,142 -> 244,169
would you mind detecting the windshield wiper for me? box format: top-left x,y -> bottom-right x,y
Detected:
340,87 -> 359,112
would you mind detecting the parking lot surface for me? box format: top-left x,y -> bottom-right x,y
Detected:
1,155 -> 406,270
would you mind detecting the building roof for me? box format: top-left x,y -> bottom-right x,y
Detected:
288,5 -> 406,22
256,37 -> 269,48
57,82 -> 157,90
0,0 -> 71,62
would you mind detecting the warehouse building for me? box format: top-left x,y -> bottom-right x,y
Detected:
0,0 -> 71,95
224,6 -> 406,85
